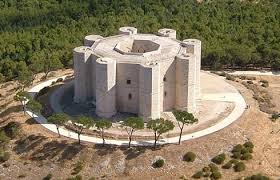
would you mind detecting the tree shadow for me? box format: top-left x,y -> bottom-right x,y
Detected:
94,144 -> 119,156
59,142 -> 84,161
122,146 -> 147,160
25,118 -> 39,125
13,134 -> 47,155
0,105 -> 22,119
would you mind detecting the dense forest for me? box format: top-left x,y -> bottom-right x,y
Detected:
0,0 -> 280,83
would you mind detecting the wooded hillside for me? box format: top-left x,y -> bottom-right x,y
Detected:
0,0 -> 279,82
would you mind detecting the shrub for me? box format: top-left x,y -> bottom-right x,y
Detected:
37,86 -> 50,97
56,78 -> 63,82
244,141 -> 254,149
0,151 -> 10,162
211,171 -> 222,179
51,81 -> 56,85
232,144 -> 243,153
211,153 -> 226,165
241,153 -> 253,161
192,171 -> 203,179
202,166 -> 210,172
234,162 -> 246,172
88,177 -> 95,180
72,161 -> 83,175
226,74 -> 235,81
43,173 -> 53,180
153,159 -> 165,168
4,121 -> 20,138
183,152 -> 196,162
66,175 -> 82,180
208,163 -> 219,172
244,173 -> 270,180
229,159 -> 239,165
271,113 -> 279,122
222,161 -> 232,169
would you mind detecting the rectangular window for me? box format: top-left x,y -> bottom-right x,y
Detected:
127,80 -> 131,84
164,91 -> 167,97
128,93 -> 132,100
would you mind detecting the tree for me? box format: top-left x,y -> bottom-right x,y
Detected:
122,117 -> 144,148
147,118 -> 174,149
173,110 -> 198,145
17,61 -> 33,90
94,119 -> 112,146
72,115 -> 94,144
26,99 -> 42,117
14,91 -> 30,115
48,113 -> 69,137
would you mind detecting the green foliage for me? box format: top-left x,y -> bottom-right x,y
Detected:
208,163 -> 219,173
192,171 -> 203,179
122,117 -> 144,147
72,161 -> 83,175
241,153 -> 253,161
37,86 -> 51,97
66,175 -> 82,180
48,113 -> 69,126
72,115 -> 94,144
0,150 -> 10,163
234,162 -> 246,172
153,158 -> 165,168
183,151 -> 196,162
95,119 -> 112,145
0,0 -> 280,82
210,171 -> 222,179
245,174 -> 270,180
226,74 -> 235,81
222,161 -> 232,169
271,113 -> 279,122
147,118 -> 174,148
0,130 -> 10,146
211,153 -> 226,165
42,173 -> 53,180
4,121 -> 20,139
26,99 -> 42,114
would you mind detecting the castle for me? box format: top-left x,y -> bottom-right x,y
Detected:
73,27 -> 201,120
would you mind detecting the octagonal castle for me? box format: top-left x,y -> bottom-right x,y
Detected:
73,27 -> 201,120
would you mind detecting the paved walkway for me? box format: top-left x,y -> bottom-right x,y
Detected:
228,70 -> 280,76
26,76 -> 246,146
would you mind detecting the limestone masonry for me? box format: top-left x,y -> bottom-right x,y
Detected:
73,27 -> 201,120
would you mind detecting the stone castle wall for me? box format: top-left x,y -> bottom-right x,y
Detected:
73,27 -> 201,120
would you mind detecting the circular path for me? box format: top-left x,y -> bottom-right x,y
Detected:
26,73 -> 246,146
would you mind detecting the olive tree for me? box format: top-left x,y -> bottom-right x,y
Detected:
72,116 -> 94,144
48,113 -> 69,137
14,91 -> 30,114
122,117 -> 144,148
173,110 -> 198,144
147,118 -> 174,149
26,99 -> 42,117
94,119 -> 112,146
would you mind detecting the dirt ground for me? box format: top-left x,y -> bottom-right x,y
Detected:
0,70 -> 279,180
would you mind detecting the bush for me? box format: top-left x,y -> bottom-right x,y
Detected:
4,121 -> 20,138
202,166 -> 210,172
229,159 -> 239,165
192,171 -> 203,179
56,78 -> 63,82
208,163 -> 219,172
66,175 -> 82,180
153,159 -> 165,168
241,153 -> 253,161
244,141 -> 254,149
0,151 -> 10,162
234,162 -> 246,172
226,74 -> 235,81
245,173 -> 270,180
211,153 -> 226,165
271,113 -> 279,122
72,161 -> 83,175
247,80 -> 254,84
211,171 -> 222,179
232,144 -> 243,152
37,86 -> 51,97
183,152 -> 196,162
43,173 -> 53,180
51,81 -> 56,85
222,161 -> 232,169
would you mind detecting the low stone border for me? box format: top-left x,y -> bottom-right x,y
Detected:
25,76 -> 246,146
